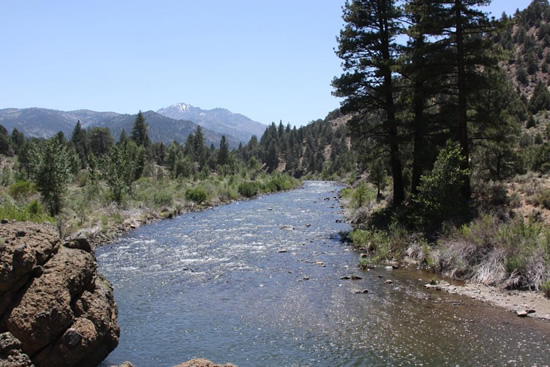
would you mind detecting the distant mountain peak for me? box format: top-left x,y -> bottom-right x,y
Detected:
157,103 -> 266,142
171,103 -> 191,113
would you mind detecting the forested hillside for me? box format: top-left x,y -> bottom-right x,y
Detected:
326,0 -> 550,294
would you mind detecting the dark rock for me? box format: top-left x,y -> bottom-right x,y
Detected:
64,237 -> 92,253
0,222 -> 119,367
0,332 -> 32,367
0,332 -> 22,352
32,265 -> 44,277
1,219 -> 9,224
354,289 -> 369,294
15,231 -> 25,238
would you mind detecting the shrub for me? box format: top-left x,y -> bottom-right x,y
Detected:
439,215 -> 550,289
185,187 -> 207,203
352,183 -> 376,208
534,190 -> 550,209
238,181 -> 259,198
8,180 -> 36,200
350,223 -> 410,262
153,191 -> 173,207
413,141 -> 469,230
541,280 -> 550,298
0,196 -> 53,224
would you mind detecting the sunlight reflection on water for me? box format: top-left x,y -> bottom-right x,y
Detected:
98,181 -> 550,367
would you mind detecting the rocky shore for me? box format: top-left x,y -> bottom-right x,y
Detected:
0,221 -> 119,366
433,280 -> 550,320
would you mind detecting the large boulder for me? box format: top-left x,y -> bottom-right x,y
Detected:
0,222 -> 119,367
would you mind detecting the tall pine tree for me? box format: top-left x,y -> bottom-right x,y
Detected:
131,111 -> 150,147
333,0 -> 405,205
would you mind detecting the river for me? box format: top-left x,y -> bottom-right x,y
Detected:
97,181 -> 550,366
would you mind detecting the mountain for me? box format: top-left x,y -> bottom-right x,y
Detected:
0,108 -> 241,148
157,103 -> 266,143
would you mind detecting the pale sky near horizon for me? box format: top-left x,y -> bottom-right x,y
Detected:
0,0 -> 534,127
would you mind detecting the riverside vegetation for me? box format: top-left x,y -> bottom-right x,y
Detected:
0,112 -> 299,245
333,0 -> 550,299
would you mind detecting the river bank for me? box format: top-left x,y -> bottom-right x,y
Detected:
68,188 -> 303,249
338,182 -> 550,321
59,174 -> 302,249
436,281 -> 550,320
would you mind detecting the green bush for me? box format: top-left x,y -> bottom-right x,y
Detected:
8,180 -> 36,200
0,197 -> 53,224
440,214 -> 550,289
238,181 -> 259,198
352,183 -> 376,208
413,141 -> 469,230
153,191 -> 173,206
185,187 -> 207,203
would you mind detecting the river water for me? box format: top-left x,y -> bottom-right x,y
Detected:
97,181 -> 550,366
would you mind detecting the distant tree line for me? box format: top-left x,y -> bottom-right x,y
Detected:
0,111 -> 246,215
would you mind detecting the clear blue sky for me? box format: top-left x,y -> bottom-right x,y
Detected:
0,0 -> 535,127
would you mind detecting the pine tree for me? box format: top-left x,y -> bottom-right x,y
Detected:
131,111 -> 150,147
0,124 -> 13,156
421,0 -> 497,201
10,128 -> 25,155
403,0 -> 452,195
217,135 -> 230,167
71,120 -> 90,168
529,80 -> 550,113
194,126 -> 206,169
89,127 -> 114,156
29,137 -> 74,215
332,0 -> 405,205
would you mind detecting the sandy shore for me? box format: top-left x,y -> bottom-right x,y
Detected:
435,281 -> 550,320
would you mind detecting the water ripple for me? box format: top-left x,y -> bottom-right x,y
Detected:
98,181 -> 550,367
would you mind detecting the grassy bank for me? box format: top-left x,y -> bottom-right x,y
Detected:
0,166 -> 300,246
341,181 -> 550,296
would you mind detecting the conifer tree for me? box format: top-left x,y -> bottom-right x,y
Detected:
332,0 -> 405,204
217,135 -> 229,167
71,120 -> 90,168
29,137 -> 74,215
89,127 -> 114,156
131,111 -> 150,147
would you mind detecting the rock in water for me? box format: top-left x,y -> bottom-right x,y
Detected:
0,221 -> 119,367
173,358 -> 237,367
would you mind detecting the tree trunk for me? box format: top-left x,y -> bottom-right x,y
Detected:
455,0 -> 471,201
411,78 -> 425,196
381,3 -> 404,206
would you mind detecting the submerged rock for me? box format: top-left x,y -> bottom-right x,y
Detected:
0,221 -> 119,367
173,358 -> 237,367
